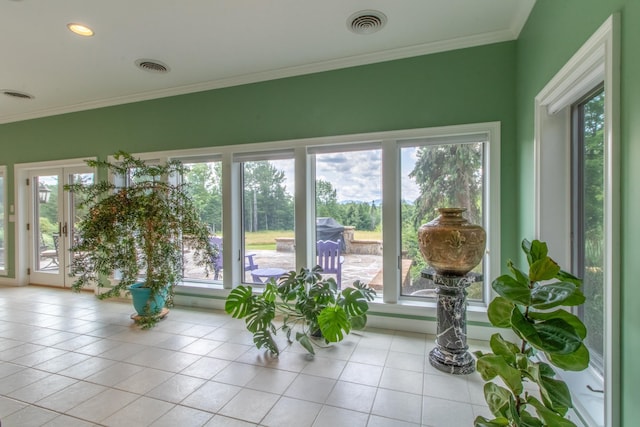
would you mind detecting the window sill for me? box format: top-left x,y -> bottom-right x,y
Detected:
174,281 -> 496,340
177,280 -> 224,290
557,367 -> 604,427
536,352 -> 604,427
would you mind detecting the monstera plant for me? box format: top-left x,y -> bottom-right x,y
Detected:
225,266 -> 376,356
474,239 -> 589,427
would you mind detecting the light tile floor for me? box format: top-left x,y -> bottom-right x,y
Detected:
0,286 -> 493,427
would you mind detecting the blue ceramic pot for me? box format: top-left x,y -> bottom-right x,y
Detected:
128,283 -> 167,316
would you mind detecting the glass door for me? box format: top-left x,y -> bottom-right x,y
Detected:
29,167 -> 94,287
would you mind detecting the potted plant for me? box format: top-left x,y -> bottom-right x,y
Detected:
224,266 -> 376,355
65,151 -> 216,328
473,239 -> 589,426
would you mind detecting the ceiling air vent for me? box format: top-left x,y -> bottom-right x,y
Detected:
135,59 -> 170,74
2,90 -> 34,100
348,10 -> 387,35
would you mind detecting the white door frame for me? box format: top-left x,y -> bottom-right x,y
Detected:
14,157 -> 96,287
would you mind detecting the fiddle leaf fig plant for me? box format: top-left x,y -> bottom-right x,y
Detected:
225,266 -> 376,356
474,239 -> 589,427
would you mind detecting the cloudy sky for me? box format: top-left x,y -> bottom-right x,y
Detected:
37,149 -> 423,205
273,148 -> 421,204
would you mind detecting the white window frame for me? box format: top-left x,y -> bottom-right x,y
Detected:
534,14 -> 619,427
117,121 -> 500,334
0,166 -> 7,276
395,132 -> 494,305
234,149 -> 297,285
176,155 -> 224,285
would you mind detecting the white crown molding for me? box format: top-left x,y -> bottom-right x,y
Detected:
0,29 -> 516,125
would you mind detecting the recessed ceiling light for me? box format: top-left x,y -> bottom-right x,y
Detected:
347,10 -> 387,35
2,90 -> 34,100
67,23 -> 94,37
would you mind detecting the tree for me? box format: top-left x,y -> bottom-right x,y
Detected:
343,203 -> 358,228
579,90 -> 605,361
37,181 -> 59,248
582,91 -> 604,257
338,201 -> 376,231
316,179 -> 339,218
243,161 -> 294,231
409,142 -> 483,227
369,201 -> 380,231
357,203 -> 371,231
38,182 -> 59,228
184,163 -> 222,234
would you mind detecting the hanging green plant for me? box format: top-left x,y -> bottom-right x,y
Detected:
474,239 -> 589,427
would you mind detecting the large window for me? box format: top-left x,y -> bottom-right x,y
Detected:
534,16 -> 618,426
240,154 -> 296,283
312,146 -> 382,290
572,87 -> 605,373
181,159 -> 223,282
400,137 -> 486,300
0,166 -> 5,274
154,123 -> 498,304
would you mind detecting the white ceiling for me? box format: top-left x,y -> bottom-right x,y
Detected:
0,0 -> 536,124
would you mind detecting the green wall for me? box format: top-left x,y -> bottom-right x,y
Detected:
1,42 -> 517,160
0,41 -> 518,279
516,0 -> 639,424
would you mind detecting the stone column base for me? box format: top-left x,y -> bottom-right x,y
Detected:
429,346 -> 475,375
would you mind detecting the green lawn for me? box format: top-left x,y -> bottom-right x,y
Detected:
245,230 -> 290,250
244,230 -> 381,250
354,230 -> 383,240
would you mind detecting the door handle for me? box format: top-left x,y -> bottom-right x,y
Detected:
62,222 -> 68,237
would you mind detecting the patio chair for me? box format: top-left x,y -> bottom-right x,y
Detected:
209,237 -> 258,280
40,233 -> 59,269
316,239 -> 344,289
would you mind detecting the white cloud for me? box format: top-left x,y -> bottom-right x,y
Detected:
270,148 -> 421,203
316,150 -> 381,202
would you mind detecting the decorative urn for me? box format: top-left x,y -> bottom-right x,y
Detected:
417,207 -> 486,276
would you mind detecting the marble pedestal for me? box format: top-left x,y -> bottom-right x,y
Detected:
423,270 -> 481,375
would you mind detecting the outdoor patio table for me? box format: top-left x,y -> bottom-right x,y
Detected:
251,267 -> 287,284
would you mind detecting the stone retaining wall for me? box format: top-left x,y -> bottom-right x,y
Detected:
274,226 -> 382,255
